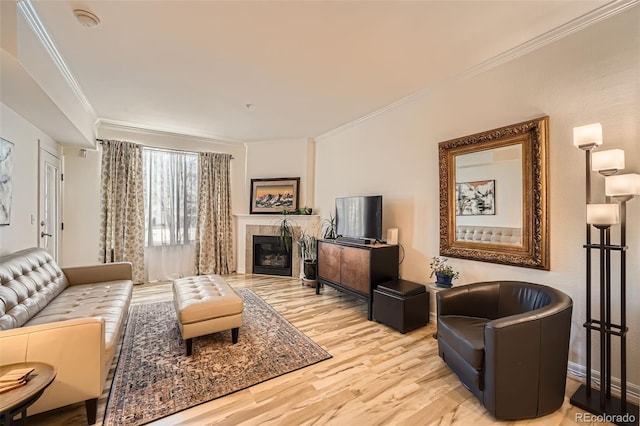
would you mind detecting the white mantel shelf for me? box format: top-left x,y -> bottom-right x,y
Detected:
234,214 -> 321,275
233,214 -> 321,226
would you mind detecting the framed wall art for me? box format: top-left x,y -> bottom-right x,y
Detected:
250,177 -> 300,214
0,138 -> 15,226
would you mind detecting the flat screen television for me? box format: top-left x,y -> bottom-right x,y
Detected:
335,195 -> 383,242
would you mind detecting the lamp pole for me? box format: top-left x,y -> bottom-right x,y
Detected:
584,147 -> 594,397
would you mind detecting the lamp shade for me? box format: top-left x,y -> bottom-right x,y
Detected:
586,204 -> 619,226
592,149 -> 625,172
573,123 -> 603,148
605,173 -> 640,196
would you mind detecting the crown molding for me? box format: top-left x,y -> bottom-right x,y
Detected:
96,118 -> 245,145
459,0 -> 639,80
17,0 -> 96,117
316,0 -> 639,142
18,0 -> 242,145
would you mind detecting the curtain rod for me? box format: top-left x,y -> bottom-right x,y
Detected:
96,139 -> 234,159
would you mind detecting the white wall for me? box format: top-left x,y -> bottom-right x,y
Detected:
61,126 -> 247,266
315,8 -> 640,392
60,146 -> 101,266
0,103 -> 60,255
245,138 -> 316,211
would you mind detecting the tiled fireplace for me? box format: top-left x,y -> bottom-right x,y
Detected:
252,235 -> 292,276
234,214 -> 321,277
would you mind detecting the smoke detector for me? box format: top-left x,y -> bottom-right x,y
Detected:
73,9 -> 100,27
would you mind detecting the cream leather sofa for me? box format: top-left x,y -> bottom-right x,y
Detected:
456,225 -> 522,245
0,247 -> 133,424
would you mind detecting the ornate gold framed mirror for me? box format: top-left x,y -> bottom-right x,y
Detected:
438,116 -> 549,270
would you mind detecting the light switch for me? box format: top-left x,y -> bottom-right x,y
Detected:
31,214 -> 36,225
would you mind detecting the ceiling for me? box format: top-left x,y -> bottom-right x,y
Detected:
4,1 -> 621,144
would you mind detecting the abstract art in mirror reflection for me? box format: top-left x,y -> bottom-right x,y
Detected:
456,180 -> 495,216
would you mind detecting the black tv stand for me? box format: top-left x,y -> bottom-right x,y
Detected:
336,236 -> 372,245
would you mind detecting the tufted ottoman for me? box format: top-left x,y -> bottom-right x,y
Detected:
172,275 -> 243,355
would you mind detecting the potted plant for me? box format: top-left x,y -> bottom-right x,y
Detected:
321,213 -> 337,239
298,230 -> 318,286
429,256 -> 460,288
292,206 -> 313,215
275,210 -> 295,253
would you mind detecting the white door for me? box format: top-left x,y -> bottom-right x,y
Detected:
39,147 -> 62,261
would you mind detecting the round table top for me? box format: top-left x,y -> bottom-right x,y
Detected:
0,362 -> 56,414
427,283 -> 454,291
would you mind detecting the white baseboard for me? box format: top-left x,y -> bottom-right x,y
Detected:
567,361 -> 640,404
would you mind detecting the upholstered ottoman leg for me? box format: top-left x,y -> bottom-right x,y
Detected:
232,327 -> 239,344
186,338 -> 193,356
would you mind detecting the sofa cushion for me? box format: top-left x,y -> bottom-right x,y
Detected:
438,335 -> 484,395
438,315 -> 488,370
25,280 -> 133,362
0,248 -> 68,330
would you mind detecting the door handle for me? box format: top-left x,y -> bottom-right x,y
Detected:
41,232 -> 52,238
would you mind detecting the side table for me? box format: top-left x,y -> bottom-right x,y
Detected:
427,283 -> 453,339
0,362 -> 56,426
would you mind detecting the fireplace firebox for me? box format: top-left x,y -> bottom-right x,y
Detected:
253,235 -> 292,276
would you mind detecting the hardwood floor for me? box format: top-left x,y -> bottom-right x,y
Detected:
20,274 -> 606,426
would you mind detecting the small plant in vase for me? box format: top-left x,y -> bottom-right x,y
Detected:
321,213 -> 337,240
429,256 -> 460,288
298,230 -> 318,287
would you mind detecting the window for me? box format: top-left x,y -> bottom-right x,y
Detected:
143,148 -> 198,246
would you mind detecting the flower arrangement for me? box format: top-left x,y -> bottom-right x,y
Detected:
429,256 -> 460,280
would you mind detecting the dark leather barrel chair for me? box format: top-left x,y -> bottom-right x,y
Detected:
436,281 -> 573,420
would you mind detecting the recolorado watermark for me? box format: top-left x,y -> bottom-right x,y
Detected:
575,412 -> 637,424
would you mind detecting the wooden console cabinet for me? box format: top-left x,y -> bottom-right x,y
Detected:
316,239 -> 399,320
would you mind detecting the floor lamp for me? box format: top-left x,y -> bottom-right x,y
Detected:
570,123 -> 640,426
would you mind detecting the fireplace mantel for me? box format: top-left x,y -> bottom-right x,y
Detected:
234,214 -> 321,275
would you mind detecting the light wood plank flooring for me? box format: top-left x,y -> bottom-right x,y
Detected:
19,274 -> 608,425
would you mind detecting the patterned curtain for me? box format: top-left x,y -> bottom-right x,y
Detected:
98,140 -> 145,283
194,152 -> 233,274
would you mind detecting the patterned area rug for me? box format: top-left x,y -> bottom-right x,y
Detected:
103,289 -> 331,426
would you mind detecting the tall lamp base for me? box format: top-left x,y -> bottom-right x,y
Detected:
570,385 -> 639,426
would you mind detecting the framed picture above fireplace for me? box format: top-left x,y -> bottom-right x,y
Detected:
250,177 -> 300,214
